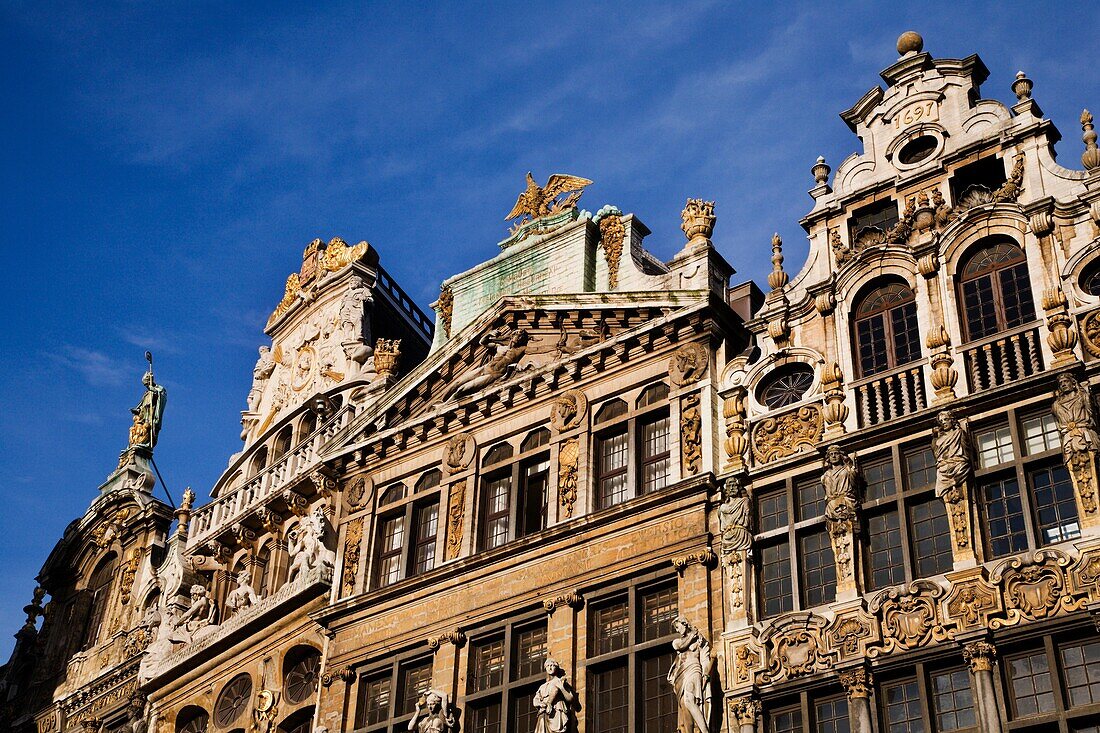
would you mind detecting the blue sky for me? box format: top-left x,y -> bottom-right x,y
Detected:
0,1 -> 1096,656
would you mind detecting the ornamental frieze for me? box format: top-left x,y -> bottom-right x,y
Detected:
750,405 -> 823,464
868,580 -> 950,656
990,549 -> 1086,627
759,612 -> 834,684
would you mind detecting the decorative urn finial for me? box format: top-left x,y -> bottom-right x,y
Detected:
681,198 -> 716,246
896,30 -> 923,55
1082,110 -> 1100,171
1012,71 -> 1033,101
811,156 -> 831,185
767,233 -> 789,291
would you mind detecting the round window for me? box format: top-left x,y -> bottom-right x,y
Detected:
757,364 -> 815,410
214,674 -> 252,727
898,135 -> 939,165
1081,261 -> 1100,296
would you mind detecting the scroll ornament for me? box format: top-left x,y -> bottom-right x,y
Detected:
751,406 -> 823,464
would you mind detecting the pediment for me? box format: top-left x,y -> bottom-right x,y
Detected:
321,290 -> 717,460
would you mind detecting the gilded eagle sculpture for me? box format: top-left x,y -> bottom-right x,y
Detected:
505,172 -> 593,223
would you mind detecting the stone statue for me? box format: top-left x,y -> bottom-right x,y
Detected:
822,445 -> 860,525
224,569 -> 260,617
342,340 -> 377,382
338,279 -> 370,342
408,690 -> 457,733
1052,373 -> 1099,462
444,327 -> 529,400
127,355 -> 167,452
118,694 -> 148,733
533,659 -> 574,733
170,585 -> 217,642
287,507 -> 336,585
668,616 -> 713,733
248,346 -> 276,411
718,477 -> 752,554
932,410 -> 972,502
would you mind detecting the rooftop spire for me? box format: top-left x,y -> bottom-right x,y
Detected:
767,233 -> 789,291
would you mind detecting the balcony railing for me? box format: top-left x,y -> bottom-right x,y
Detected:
960,322 -> 1043,393
852,361 -> 927,427
187,404 -> 355,547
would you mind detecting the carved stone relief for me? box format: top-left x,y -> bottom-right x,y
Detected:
445,482 -> 466,561
558,439 -> 579,518
1052,373 -> 1100,523
990,549 -> 1085,627
750,406 -> 823,464
868,581 -> 949,655
760,613 -> 833,684
341,518 -> 364,598
444,434 -> 476,473
680,393 -> 702,475
550,390 -> 587,432
669,343 -> 708,387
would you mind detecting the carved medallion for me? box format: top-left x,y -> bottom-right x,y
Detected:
669,343 -> 708,386
444,434 -> 476,472
290,346 -> 317,392
751,405 -> 824,464
550,390 -> 588,432
346,476 -> 368,508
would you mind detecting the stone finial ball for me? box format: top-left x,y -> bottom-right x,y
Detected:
897,31 -> 924,55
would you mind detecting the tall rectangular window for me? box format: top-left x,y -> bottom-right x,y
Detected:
931,668 -> 976,731
376,514 -> 405,587
597,431 -> 629,508
399,661 -> 433,716
799,530 -> 836,607
517,458 -> 548,539
759,541 -> 793,618
412,503 -> 439,575
370,469 -> 442,589
467,617 -> 549,733
1030,465 -> 1081,544
482,474 -> 511,550
882,680 -> 923,733
359,673 -> 391,727
587,579 -> 678,733
640,416 -> 670,493
796,478 -> 826,521
979,476 -> 1028,558
909,497 -> 953,577
867,509 -> 905,589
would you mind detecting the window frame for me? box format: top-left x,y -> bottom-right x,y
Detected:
477,431 -> 552,551
852,281 -> 922,378
354,651 -> 435,733
592,385 -> 672,511
996,633 -> 1100,732
371,468 -> 443,589
464,612 -> 549,733
957,238 -> 1036,343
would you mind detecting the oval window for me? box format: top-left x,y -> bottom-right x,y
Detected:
1081,260 -> 1100,296
757,364 -> 815,410
898,135 -> 939,165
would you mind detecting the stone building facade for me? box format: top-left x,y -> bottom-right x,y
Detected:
4,30 -> 1100,733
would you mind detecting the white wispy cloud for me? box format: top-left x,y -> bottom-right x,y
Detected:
46,346 -> 130,387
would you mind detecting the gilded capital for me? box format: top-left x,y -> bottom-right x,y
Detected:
963,641 -> 997,673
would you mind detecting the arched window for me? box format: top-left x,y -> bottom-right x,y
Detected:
249,446 -> 268,478
297,411 -> 318,442
757,364 -> 814,410
283,646 -> 322,705
852,282 -> 921,377
272,426 -> 293,461
83,552 -> 118,648
255,543 -> 271,597
176,706 -> 210,733
958,238 -> 1035,341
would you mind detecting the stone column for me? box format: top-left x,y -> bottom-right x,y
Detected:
728,696 -> 760,733
839,666 -> 874,733
963,641 -> 1002,733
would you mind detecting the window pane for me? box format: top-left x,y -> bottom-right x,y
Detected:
867,509 -> 905,590
980,476 -> 1028,558
518,458 -> 548,538
1021,413 -> 1061,455
758,488 -> 788,533
591,598 -> 629,655
466,702 -> 501,733
483,474 -> 511,550
905,448 -> 937,491
469,637 -> 505,692
1030,465 -> 1081,544
976,425 -> 1015,468
412,503 -> 439,575
640,583 -> 678,642
1061,639 -> 1100,707
797,478 -> 826,520
399,661 -> 433,716
909,497 -> 953,577
963,275 -> 999,340
511,688 -> 539,733
815,696 -> 850,733
589,663 -> 628,733
760,541 -> 793,618
800,530 -> 836,608
597,431 -> 629,508
883,680 -> 924,733
999,262 -> 1036,328
856,313 -> 890,376
1007,651 -> 1054,718
513,624 -> 547,680
931,668 -> 976,731
377,515 -> 406,587
357,673 -> 391,727
864,457 -> 897,501
641,652 -> 677,733
641,415 -> 671,494
769,708 -> 802,733
891,301 -> 922,366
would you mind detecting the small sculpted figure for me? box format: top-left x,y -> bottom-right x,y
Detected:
821,445 -> 860,524
932,410 -> 972,502
718,477 -> 752,554
408,690 -> 457,733
533,659 -> 574,733
444,327 -> 529,400
172,585 -> 217,641
247,346 -> 276,411
287,508 -> 336,584
668,616 -> 713,733
224,569 -> 260,617
1052,373 -> 1099,461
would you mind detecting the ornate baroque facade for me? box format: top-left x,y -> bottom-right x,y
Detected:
4,30 -> 1100,733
